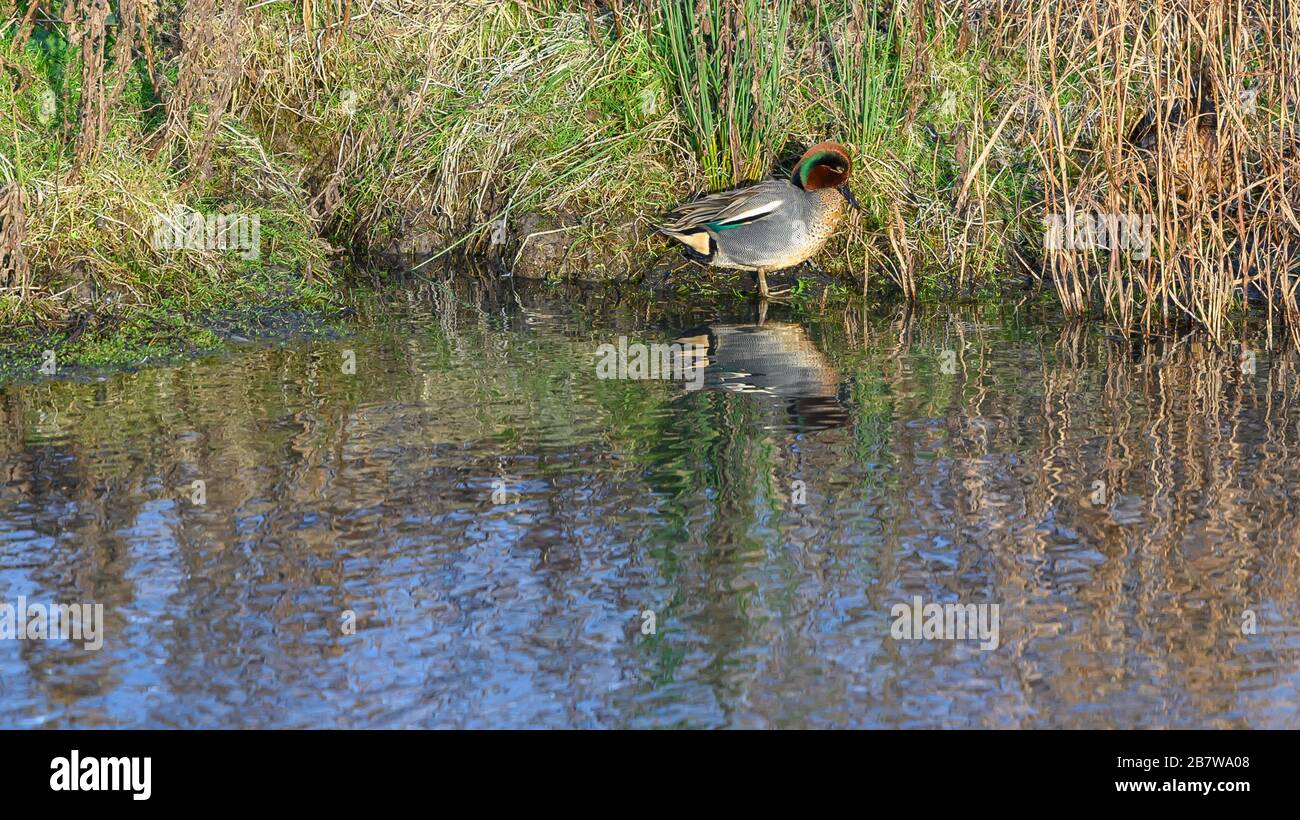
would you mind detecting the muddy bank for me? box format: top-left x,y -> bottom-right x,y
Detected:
0,299 -> 349,386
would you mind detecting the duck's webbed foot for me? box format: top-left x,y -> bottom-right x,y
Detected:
756,270 -> 792,301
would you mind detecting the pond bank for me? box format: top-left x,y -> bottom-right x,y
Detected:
0,260 -> 881,382
4,2 -> 1298,367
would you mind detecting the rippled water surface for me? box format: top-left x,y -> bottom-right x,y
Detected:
2,280 -> 1299,728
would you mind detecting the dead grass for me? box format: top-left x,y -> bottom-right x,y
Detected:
1017,0 -> 1300,345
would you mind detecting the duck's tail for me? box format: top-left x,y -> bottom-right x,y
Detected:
657,224 -> 715,260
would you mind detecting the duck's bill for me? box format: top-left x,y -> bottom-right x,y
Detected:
838,184 -> 861,211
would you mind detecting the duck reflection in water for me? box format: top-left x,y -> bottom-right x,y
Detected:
675,321 -> 849,432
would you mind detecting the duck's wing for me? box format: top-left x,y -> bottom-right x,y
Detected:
658,180 -> 791,235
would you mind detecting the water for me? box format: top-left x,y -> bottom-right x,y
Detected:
1,279 -> 1298,728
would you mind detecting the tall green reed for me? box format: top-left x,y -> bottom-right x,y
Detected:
822,0 -> 907,154
653,0 -> 792,189
817,0 -> 916,297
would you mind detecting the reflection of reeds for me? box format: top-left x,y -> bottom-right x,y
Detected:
1027,328 -> 1299,721
4,289 -> 1300,725
842,309 -> 1300,724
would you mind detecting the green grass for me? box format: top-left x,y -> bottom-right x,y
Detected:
1,18 -> 334,370
654,0 -> 793,189
4,3 -> 1038,309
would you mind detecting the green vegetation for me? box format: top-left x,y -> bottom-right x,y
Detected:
1,1 -> 1298,373
1,3 -> 334,371
654,0 -> 793,189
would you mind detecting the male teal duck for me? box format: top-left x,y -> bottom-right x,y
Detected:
658,142 -> 860,298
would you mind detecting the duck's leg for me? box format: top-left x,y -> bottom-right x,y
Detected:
757,268 -> 792,300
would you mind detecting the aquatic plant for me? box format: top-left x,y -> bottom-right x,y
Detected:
653,0 -> 792,189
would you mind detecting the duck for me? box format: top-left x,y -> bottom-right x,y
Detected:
1127,71 -> 1257,206
657,141 -> 860,299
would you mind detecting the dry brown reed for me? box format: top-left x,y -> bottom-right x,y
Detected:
70,0 -> 110,171
158,0 -> 245,182
1019,0 -> 1300,347
0,183 -> 31,296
